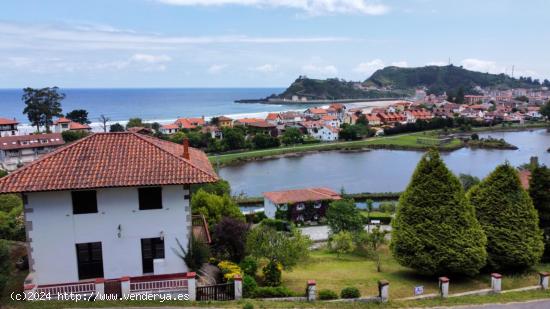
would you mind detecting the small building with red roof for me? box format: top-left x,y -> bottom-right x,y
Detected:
53,117 -> 91,133
263,187 -> 342,222
0,133 -> 65,171
0,117 -> 19,137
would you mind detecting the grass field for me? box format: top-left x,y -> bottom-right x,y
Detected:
210,131 -> 463,166
282,248 -> 550,300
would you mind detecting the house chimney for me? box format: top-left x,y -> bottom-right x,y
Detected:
183,138 -> 190,160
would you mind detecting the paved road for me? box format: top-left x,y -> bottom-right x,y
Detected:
429,299 -> 550,309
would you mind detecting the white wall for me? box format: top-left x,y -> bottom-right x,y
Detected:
26,185 -> 191,285
264,198 -> 277,219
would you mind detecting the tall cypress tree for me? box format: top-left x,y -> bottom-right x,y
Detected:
529,166 -> 550,261
391,149 -> 487,276
468,164 -> 544,270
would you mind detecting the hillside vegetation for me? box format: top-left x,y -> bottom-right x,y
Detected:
271,76 -> 407,100
365,65 -> 541,95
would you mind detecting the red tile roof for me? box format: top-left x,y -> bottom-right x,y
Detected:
161,123 -> 180,130
174,117 -> 206,129
217,116 -> 233,121
235,118 -> 264,124
0,118 -> 18,125
0,133 -> 65,151
53,117 -> 71,124
263,187 -> 341,204
0,132 -> 218,193
306,108 -> 327,115
69,122 -> 91,130
266,113 -> 279,121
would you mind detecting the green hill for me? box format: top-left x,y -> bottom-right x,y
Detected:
365,65 -> 541,95
271,76 -> 407,100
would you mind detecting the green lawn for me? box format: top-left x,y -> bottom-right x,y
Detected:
210,131 -> 463,166
282,248 -> 550,300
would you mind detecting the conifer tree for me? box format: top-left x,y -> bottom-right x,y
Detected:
468,164 -> 544,270
391,149 -> 487,276
529,166 -> 550,261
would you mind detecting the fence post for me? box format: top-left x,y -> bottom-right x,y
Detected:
306,280 -> 316,301
438,277 -> 449,298
378,279 -> 389,302
120,277 -> 130,298
24,284 -> 36,301
234,274 -> 243,300
491,273 -> 502,293
94,278 -> 105,298
187,272 -> 196,301
540,272 -> 549,290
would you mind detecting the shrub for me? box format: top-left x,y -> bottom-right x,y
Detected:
468,164 -> 544,270
262,260 -> 282,287
61,130 -> 89,142
212,217 -> 249,262
191,189 -> 244,227
529,165 -> 550,261
340,286 -> 360,299
260,218 -> 291,232
0,240 -> 10,294
218,260 -> 242,282
240,256 -> 258,276
242,303 -> 254,309
328,231 -> 356,257
326,199 -> 364,234
245,211 -> 267,224
391,149 -> 487,276
252,286 -> 294,298
242,275 -> 258,298
318,289 -> 338,300
174,237 -> 210,272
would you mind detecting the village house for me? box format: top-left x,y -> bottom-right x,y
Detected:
377,112 -> 406,125
278,111 -> 304,125
405,109 -> 434,123
0,133 -> 217,297
265,113 -> 281,125
0,118 -> 19,137
127,127 -> 153,135
233,118 -> 265,126
320,115 -> 340,128
304,108 -> 328,119
263,187 -> 342,223
364,113 -> 381,126
175,117 -> 205,129
0,133 -> 65,172
53,117 -> 92,133
300,121 -> 338,141
246,121 -> 278,137
159,123 -> 180,135
217,116 -> 233,128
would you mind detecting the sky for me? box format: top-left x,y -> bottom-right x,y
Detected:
0,0 -> 548,88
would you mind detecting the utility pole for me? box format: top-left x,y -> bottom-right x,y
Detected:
511,65 -> 515,78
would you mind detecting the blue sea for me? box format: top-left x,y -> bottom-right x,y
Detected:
0,88 -> 314,127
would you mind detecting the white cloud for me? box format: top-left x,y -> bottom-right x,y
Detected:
391,61 -> 408,67
353,59 -> 384,74
130,54 -> 172,64
157,0 -> 390,16
251,64 -> 277,73
426,61 -> 447,66
302,64 -> 338,75
0,21 -> 351,52
461,58 -> 502,74
208,64 -> 227,74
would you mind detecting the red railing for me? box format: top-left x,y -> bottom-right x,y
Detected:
129,273 -> 189,294
36,280 -> 96,295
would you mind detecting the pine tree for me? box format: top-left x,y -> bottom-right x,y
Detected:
468,164 -> 544,270
391,149 -> 487,276
529,166 -> 550,261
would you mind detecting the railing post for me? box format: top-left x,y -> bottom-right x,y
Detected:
120,277 -> 130,298
491,273 -> 502,293
306,280 -> 316,301
24,284 -> 36,301
234,274 -> 243,300
94,278 -> 105,298
187,272 -> 196,301
438,277 -> 449,298
378,279 -> 389,302
540,272 -> 549,290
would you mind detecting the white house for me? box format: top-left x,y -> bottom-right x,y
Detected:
53,117 -> 92,133
311,126 -> 339,141
0,132 -> 218,297
263,187 -> 341,222
0,118 -> 19,137
160,123 -> 180,134
0,133 -> 65,172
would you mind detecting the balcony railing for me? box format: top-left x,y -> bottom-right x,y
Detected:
192,214 -> 211,244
